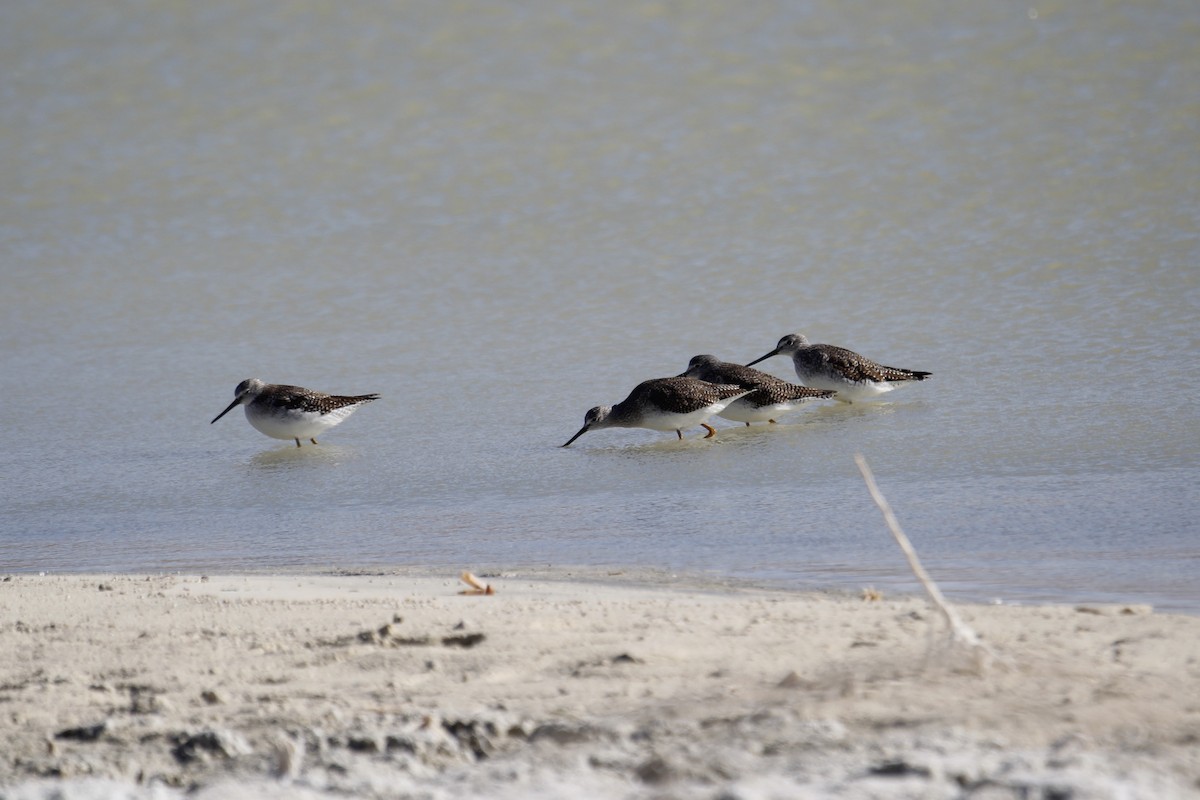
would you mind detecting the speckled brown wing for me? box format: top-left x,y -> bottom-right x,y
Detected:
745,383 -> 836,407
689,359 -> 835,407
691,360 -> 790,390
800,345 -> 930,384
631,377 -> 745,415
318,393 -> 382,413
270,385 -> 380,414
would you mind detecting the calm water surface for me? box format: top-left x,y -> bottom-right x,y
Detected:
2,2 -> 1198,611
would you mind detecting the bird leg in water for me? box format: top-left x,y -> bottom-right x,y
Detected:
702,423 -> 717,438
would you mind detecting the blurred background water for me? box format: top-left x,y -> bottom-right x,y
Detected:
2,1 -> 1197,610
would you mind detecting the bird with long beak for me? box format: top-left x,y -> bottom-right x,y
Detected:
562,376 -> 750,447
679,354 -> 836,424
211,378 -> 380,447
746,334 -> 930,403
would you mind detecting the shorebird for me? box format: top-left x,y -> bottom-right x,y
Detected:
746,334 -> 931,403
679,355 -> 836,425
211,378 -> 380,447
561,377 -> 751,447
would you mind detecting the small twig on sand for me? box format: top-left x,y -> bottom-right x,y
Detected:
854,453 -> 996,669
458,571 -> 495,596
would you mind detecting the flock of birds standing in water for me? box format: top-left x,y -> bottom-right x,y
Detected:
211,334 -> 931,449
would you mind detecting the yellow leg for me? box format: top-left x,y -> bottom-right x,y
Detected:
702,423 -> 717,438
769,419 -> 777,424
311,438 -> 319,445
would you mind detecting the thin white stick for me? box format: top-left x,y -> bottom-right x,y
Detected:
854,453 -> 983,650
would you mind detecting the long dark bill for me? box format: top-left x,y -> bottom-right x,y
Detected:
744,348 -> 780,368
210,398 -> 242,424
561,424 -> 590,448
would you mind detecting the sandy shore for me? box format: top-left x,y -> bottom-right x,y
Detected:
1,570 -> 1198,799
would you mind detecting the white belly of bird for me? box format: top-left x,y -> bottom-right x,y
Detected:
716,398 -> 794,424
639,402 -> 729,432
800,373 -> 895,403
245,406 -> 355,440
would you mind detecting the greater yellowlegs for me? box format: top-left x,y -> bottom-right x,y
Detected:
561,377 -> 751,447
679,354 -> 836,424
211,378 -> 380,447
746,334 -> 930,403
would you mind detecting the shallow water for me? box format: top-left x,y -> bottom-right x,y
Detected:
2,1 -> 1198,610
